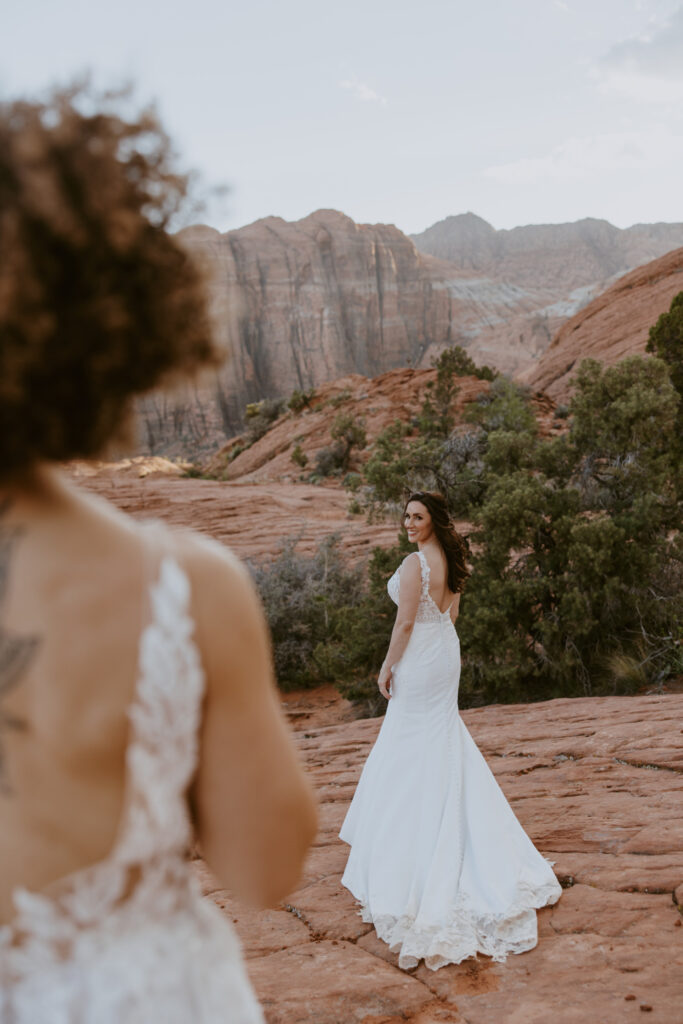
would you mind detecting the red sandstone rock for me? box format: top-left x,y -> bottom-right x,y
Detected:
521,246 -> 683,401
68,467 -> 399,561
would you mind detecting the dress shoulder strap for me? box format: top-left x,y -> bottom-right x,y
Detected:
415,550 -> 431,598
114,521 -> 206,864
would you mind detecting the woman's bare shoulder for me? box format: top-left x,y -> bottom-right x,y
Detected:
166,529 -> 256,625
399,551 -> 421,584
400,551 -> 421,570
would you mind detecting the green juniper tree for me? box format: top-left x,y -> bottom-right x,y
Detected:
647,290 -> 683,444
459,355 -> 681,704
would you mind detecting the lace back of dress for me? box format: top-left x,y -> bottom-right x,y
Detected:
414,551 -> 442,623
0,523 -> 206,971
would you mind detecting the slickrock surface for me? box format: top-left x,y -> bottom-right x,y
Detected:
69,461 -> 398,561
522,246 -> 683,401
195,694 -> 683,1024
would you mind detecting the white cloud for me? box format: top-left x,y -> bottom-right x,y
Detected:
595,5 -> 683,101
483,129 -> 683,185
553,0 -> 570,12
339,76 -> 388,106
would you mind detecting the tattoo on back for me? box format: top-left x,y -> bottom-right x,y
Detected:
0,500 -> 39,794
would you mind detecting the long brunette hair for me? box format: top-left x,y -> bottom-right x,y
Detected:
403,491 -> 470,593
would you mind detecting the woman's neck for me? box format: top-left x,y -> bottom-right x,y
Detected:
0,465 -> 69,518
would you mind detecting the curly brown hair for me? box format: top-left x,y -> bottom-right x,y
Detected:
0,86 -> 219,482
403,491 -> 471,593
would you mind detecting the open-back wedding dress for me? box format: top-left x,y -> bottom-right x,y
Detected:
0,540 -> 263,1023
340,550 -> 561,971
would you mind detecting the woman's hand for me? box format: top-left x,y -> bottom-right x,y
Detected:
378,663 -> 393,700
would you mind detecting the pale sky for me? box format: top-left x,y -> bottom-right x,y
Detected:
3,0 -> 683,234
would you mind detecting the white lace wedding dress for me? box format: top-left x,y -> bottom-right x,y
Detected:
0,546 -> 263,1023
340,550 -> 562,971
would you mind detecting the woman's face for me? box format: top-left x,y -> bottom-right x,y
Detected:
403,501 -> 433,545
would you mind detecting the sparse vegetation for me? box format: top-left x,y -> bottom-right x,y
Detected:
325,389 -> 352,409
245,397 -> 285,443
314,413 -> 367,477
291,443 -> 308,467
250,533 -> 411,713
288,387 -> 316,413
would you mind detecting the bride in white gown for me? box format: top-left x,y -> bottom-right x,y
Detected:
340,491 -> 561,971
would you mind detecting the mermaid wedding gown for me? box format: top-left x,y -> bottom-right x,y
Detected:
0,539 -> 263,1023
340,550 -> 561,971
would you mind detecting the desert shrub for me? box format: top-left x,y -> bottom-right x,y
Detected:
433,344 -> 497,382
291,443 -> 308,467
250,534 -> 408,703
244,397 -> 285,442
325,389 -> 352,409
288,388 -> 316,413
331,412 -> 367,452
464,377 -> 536,434
314,442 -> 348,477
343,472 -> 362,492
315,413 -> 366,477
358,377 -> 534,520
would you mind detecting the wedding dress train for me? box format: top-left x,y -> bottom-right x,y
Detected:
340,550 -> 561,971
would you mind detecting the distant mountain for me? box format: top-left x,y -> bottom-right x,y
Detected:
520,246 -> 683,401
411,213 -> 683,296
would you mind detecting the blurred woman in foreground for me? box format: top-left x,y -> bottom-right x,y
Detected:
0,88 -> 316,1022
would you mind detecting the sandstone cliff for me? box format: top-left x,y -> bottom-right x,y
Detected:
521,246 -> 683,401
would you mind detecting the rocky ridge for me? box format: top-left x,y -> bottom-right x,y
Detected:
411,213 -> 683,295
522,246 -> 683,401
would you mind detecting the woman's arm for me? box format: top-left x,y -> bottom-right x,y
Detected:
450,592 -> 461,623
378,553 -> 421,699
182,535 -> 317,908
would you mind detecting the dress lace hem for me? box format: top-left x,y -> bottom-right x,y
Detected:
354,869 -> 562,971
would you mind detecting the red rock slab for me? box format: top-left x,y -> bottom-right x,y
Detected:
285,875 -> 372,942
416,929 -> 681,1024
69,467 -> 399,561
247,940 -> 437,1024
209,890 -> 310,958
